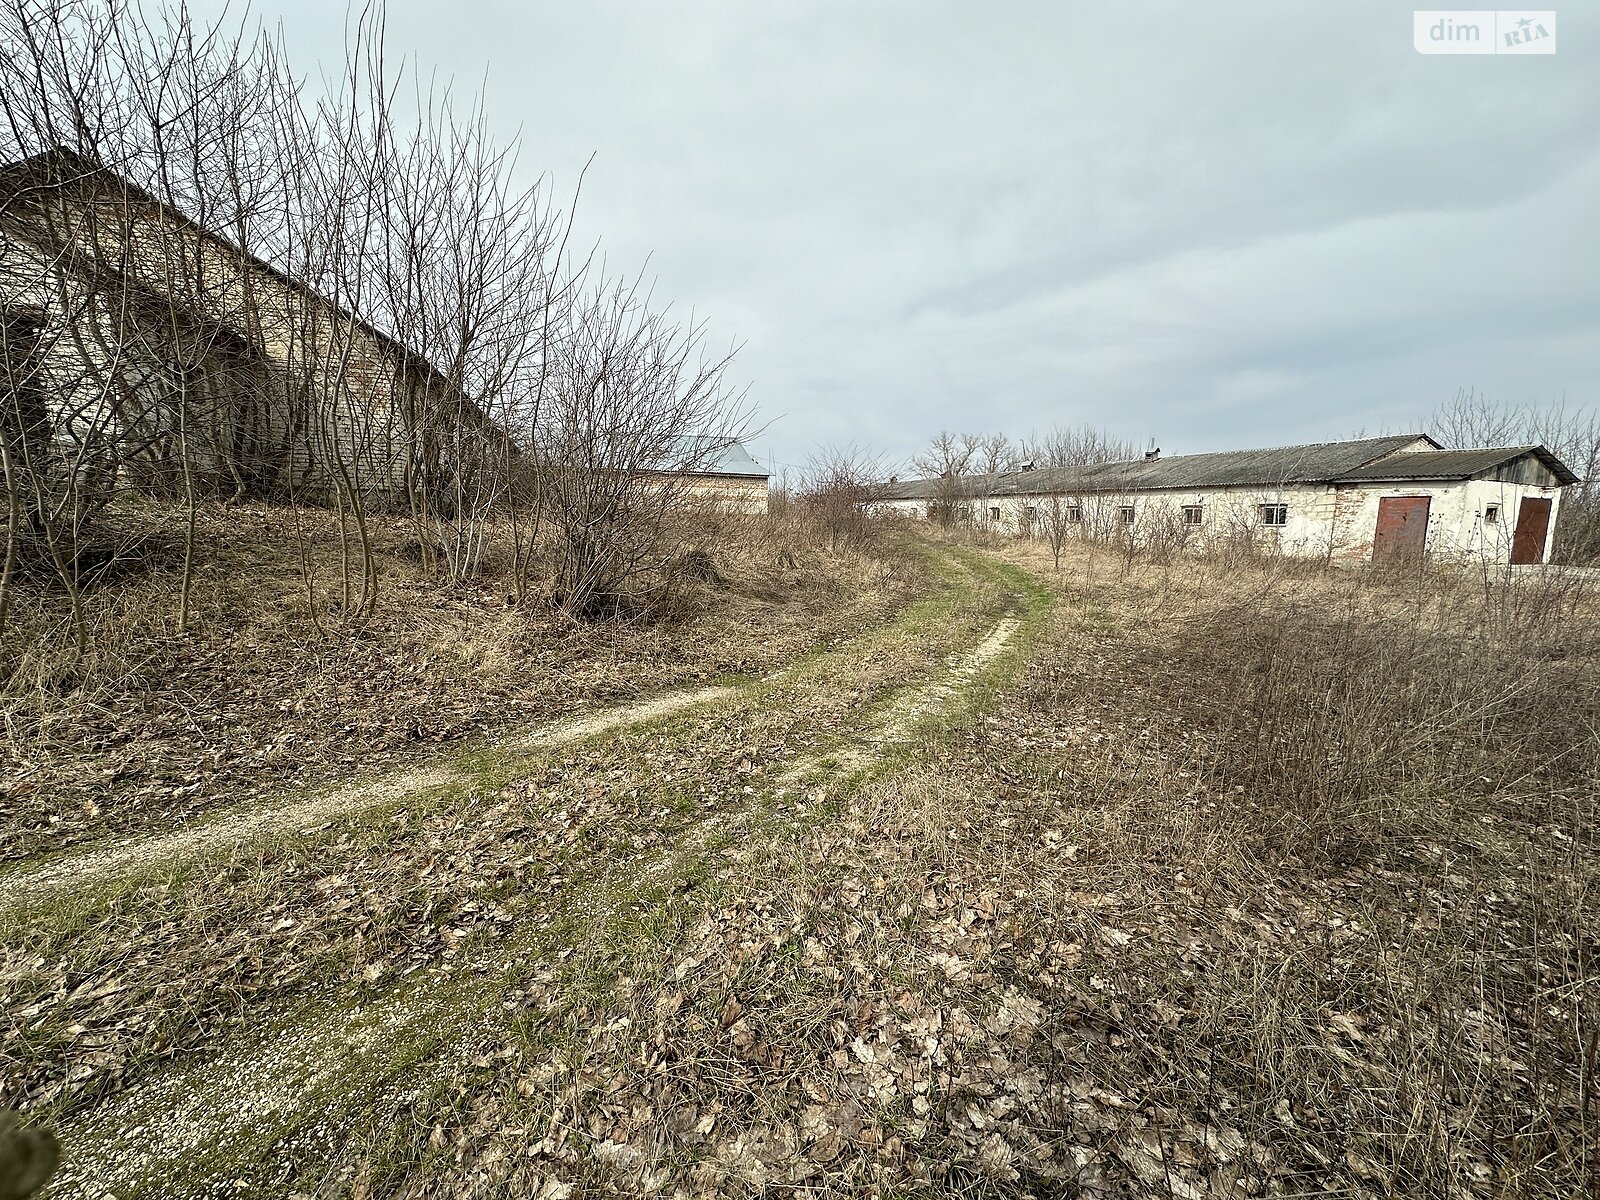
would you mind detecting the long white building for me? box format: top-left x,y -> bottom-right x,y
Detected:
877,434 -> 1578,565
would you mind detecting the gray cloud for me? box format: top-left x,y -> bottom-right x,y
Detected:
209,0 -> 1600,471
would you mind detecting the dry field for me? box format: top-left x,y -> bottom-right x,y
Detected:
3,527 -> 1597,1199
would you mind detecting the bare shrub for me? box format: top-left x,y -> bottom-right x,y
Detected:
1037,494 -> 1074,569
797,443 -> 882,553
532,277 -> 746,621
1168,569 -> 1598,861
1137,504 -> 1195,566
1205,499 -> 1274,569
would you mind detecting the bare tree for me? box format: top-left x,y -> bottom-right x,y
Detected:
972,432 -> 1014,530
366,78 -> 568,586
799,442 -> 882,552
1023,423 -> 1139,546
976,433 -> 1014,477
1427,387 -> 1534,451
0,0 -> 297,643
911,430 -> 981,527
1022,423 -> 1139,473
0,0 -> 753,676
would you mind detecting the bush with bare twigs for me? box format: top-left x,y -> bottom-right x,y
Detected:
796,443 -> 885,553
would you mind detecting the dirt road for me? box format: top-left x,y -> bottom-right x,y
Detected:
6,546 -> 1050,1200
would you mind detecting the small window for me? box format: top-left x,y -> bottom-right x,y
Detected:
1118,505 -> 1135,526
1067,505 -> 1082,524
989,506 -> 1001,521
1260,503 -> 1288,527
1483,504 -> 1500,525
1181,505 -> 1204,527
2,308 -> 46,368
1024,505 -> 1037,518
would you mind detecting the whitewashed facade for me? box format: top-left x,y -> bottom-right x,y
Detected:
878,435 -> 1576,566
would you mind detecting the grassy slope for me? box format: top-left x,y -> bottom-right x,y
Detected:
1,501 -> 909,862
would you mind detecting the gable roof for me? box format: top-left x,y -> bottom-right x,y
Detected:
0,145 -> 457,400
1335,445 -> 1579,486
880,434 -> 1439,501
668,436 -> 768,479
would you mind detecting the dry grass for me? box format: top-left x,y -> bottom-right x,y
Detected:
986,545 -> 1600,1195
8,534 -> 1597,1198
360,541 -> 1599,1198
0,544 -> 1018,1165
0,497 -> 914,862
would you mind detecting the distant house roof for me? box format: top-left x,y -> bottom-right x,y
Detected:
668,436 -> 768,479
880,433 -> 1442,501
1336,445 -> 1580,486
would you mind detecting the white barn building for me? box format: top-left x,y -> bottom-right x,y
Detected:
878,434 -> 1578,565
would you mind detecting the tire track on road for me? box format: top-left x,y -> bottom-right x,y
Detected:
38,613 -> 1028,1200
0,683 -> 740,913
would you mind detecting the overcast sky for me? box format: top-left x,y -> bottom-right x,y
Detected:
213,1 -> 1598,472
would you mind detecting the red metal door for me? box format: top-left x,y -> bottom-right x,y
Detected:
1509,497 -> 1552,564
1372,496 -> 1430,563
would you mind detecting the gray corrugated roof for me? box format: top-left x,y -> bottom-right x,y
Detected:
668,436 -> 768,478
879,434 -> 1435,501
1336,445 -> 1579,485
